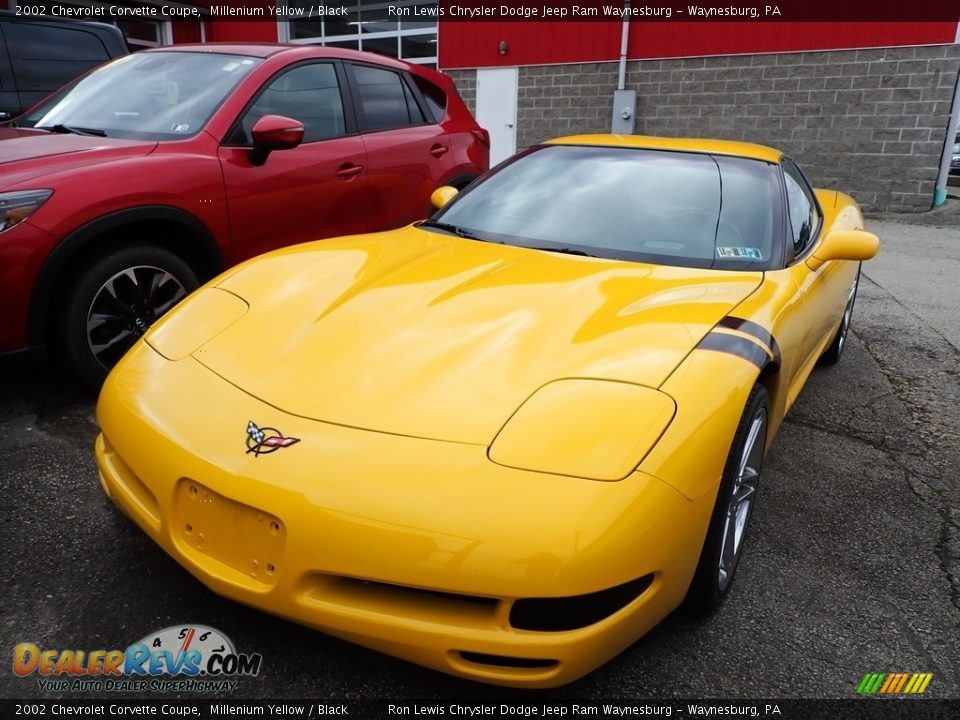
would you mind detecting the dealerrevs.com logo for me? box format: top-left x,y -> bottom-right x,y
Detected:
13,625 -> 262,693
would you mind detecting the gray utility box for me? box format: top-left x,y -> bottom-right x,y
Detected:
611,89 -> 637,134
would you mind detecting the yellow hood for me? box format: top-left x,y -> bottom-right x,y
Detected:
193,227 -> 762,444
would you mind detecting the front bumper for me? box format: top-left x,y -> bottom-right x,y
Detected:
95,343 -> 714,687
0,220 -> 55,352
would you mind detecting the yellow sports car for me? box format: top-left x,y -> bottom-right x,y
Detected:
95,135 -> 878,688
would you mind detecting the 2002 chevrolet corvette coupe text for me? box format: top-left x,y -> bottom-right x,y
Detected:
95,135 -> 879,687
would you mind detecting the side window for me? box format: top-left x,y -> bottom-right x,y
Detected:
352,65 -> 420,132
402,78 -> 425,125
782,159 -> 820,258
6,24 -> 109,92
233,62 -> 345,145
412,75 -> 447,123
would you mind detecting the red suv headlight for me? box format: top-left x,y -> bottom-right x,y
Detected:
0,190 -> 53,233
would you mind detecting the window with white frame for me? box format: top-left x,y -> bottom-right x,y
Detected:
279,0 -> 438,69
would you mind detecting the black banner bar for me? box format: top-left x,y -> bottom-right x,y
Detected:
3,700 -> 960,720
10,1 -> 960,23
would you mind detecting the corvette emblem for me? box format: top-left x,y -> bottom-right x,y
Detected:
245,421 -> 300,456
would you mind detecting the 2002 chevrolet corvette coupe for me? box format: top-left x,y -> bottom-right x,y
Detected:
95,135 -> 879,687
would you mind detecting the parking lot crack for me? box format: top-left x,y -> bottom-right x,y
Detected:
783,379 -> 959,620
935,506 -> 960,618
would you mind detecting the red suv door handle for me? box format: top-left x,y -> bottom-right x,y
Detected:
336,163 -> 364,180
430,144 -> 449,158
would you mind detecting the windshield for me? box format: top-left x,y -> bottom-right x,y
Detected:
429,145 -> 782,270
953,142 -> 960,155
21,52 -> 262,140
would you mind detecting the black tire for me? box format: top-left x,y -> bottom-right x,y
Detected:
820,267 -> 860,366
450,175 -> 478,190
58,244 -> 199,386
685,383 -> 769,612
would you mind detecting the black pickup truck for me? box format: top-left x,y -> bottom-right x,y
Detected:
0,12 -> 127,120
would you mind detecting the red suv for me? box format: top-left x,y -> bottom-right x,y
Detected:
0,44 -> 488,383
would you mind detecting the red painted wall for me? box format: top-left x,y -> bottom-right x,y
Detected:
194,1 -> 279,43
171,21 -> 203,44
206,20 -> 278,43
439,21 -> 960,69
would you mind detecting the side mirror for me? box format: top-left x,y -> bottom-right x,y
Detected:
249,114 -> 304,165
430,185 -> 459,210
806,229 -> 879,271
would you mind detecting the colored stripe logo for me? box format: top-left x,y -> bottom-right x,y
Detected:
857,672 -> 933,694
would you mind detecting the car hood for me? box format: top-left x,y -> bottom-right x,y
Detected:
0,126 -> 47,140
196,227 -> 763,444
0,134 -> 157,185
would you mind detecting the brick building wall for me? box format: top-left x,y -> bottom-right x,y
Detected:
447,45 -> 960,213
449,71 -> 477,117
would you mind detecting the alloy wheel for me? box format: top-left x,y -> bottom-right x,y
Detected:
86,265 -> 187,370
717,407 -> 766,591
836,278 -> 858,356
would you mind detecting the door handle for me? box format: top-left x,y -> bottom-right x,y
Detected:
336,163 -> 363,179
429,144 -> 449,158
336,163 -> 364,180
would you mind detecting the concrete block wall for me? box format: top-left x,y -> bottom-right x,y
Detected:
447,45 -> 960,213
449,70 -> 476,115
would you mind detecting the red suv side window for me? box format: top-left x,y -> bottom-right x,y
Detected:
412,75 -> 447,123
352,65 -> 422,132
234,62 -> 347,145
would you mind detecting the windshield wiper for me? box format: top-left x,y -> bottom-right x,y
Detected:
534,247 -> 597,258
418,219 -> 488,241
37,123 -> 107,137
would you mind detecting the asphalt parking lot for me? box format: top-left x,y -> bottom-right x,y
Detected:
1,210 -> 958,701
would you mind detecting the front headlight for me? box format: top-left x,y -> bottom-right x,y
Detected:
489,379 -> 676,481
0,190 -> 53,233
145,288 -> 248,361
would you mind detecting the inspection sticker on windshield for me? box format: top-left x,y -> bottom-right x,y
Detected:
717,246 -> 763,260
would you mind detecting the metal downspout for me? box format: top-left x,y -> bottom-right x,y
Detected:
618,1 -> 632,91
933,66 -> 960,207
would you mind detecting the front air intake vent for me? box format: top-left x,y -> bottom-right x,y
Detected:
509,574 -> 654,632
457,652 -> 558,670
